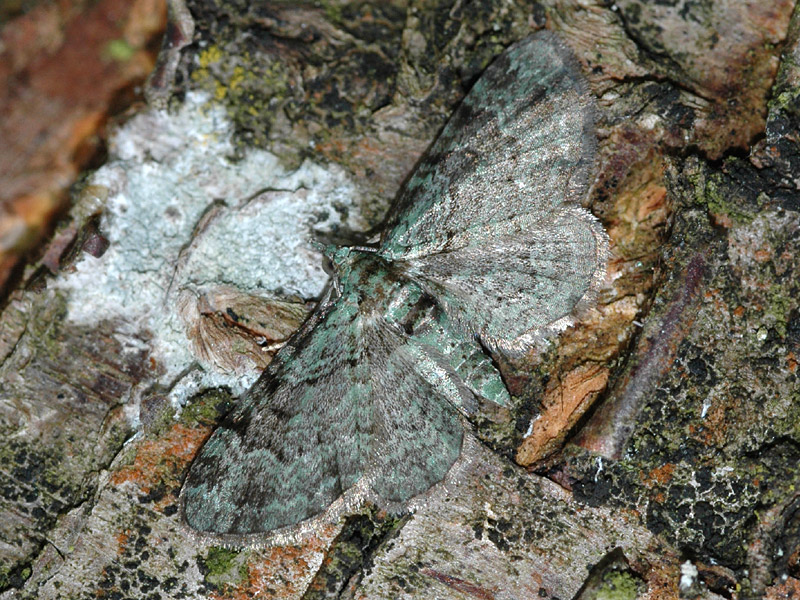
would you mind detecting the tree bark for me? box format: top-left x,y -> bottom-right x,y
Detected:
1,1 -> 799,598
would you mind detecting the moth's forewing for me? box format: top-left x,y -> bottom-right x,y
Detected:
379,31 -> 606,351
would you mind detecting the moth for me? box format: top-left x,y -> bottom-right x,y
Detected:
180,31 -> 607,543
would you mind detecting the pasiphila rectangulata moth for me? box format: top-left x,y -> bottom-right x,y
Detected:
180,31 -> 607,544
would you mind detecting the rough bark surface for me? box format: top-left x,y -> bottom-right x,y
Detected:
1,0 -> 799,599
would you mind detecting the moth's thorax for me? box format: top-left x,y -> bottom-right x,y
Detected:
329,247 -> 410,312
325,245 -> 354,272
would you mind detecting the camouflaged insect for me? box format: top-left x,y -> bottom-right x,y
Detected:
180,31 -> 607,543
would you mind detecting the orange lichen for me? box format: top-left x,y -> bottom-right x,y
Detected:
754,248 -> 772,262
787,352 -> 797,373
115,530 -> 130,550
642,463 -> 676,487
764,577 -> 800,599
208,525 -> 339,600
636,551 -> 682,600
110,422 -> 209,499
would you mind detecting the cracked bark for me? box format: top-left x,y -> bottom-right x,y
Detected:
2,0 -> 800,599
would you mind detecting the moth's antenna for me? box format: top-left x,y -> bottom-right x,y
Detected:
350,245 -> 378,253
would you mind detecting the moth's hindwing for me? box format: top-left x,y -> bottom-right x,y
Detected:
181,253 -> 465,538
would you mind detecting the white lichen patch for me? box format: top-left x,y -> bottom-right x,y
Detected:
54,92 -> 367,401
679,560 -> 700,595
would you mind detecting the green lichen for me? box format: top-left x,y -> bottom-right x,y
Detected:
197,45 -> 224,69
792,394 -> 800,440
201,547 -> 249,588
769,88 -> 800,116
317,0 -> 343,24
0,562 -> 32,592
305,509 -> 406,598
697,171 -> 753,224
190,44 -> 294,149
765,284 -> 793,337
180,389 -> 232,427
595,570 -> 640,600
105,39 -> 135,62
204,547 -> 238,574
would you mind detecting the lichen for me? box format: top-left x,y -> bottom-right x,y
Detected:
179,389 -> 233,427
192,45 -> 294,142
201,547 -> 249,587
696,170 -> 754,224
595,570 -> 641,600
765,284 -> 793,337
105,39 -> 135,62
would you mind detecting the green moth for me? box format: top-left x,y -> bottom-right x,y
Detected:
180,31 -> 607,543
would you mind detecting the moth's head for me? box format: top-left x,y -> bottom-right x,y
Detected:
323,245 -> 381,298
325,245 -> 352,271
322,246 -> 356,294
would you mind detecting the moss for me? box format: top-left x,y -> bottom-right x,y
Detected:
203,547 -> 238,575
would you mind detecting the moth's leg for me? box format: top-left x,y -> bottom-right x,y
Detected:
259,340 -> 287,353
